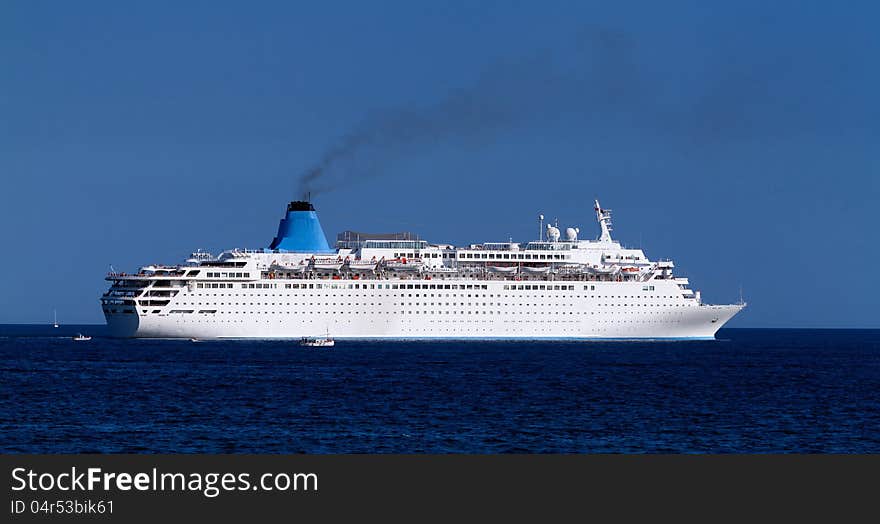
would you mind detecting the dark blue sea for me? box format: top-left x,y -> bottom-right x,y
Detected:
1,326 -> 879,453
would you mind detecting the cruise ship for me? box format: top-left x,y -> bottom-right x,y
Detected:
102,199 -> 744,339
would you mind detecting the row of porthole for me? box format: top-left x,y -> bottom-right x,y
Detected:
173,318 -> 681,325
161,310 -> 685,317
186,293 -> 683,300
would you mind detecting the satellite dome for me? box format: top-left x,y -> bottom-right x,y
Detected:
565,227 -> 579,241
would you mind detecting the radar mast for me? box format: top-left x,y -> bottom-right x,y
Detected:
594,199 -> 613,242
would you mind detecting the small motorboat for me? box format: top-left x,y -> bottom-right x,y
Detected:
300,337 -> 335,348
190,338 -> 202,343
300,329 -> 334,348
72,333 -> 91,341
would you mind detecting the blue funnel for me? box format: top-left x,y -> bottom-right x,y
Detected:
269,201 -> 333,253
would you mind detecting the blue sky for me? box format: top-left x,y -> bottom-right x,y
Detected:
1,1 -> 877,326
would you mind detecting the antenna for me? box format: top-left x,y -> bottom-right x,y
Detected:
538,214 -> 544,241
594,199 -> 613,242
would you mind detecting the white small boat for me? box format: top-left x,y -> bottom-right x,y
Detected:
300,329 -> 334,348
426,266 -> 458,274
348,260 -> 378,272
589,265 -> 619,275
190,338 -> 202,343
384,259 -> 423,271
556,264 -> 588,274
72,333 -> 91,341
269,262 -> 307,273
53,310 -> 59,328
487,265 -> 518,273
313,262 -> 343,271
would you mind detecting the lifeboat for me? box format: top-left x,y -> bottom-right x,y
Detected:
521,266 -> 552,274
589,265 -> 619,275
426,267 -> 458,274
269,261 -> 307,273
487,266 -> 519,273
348,257 -> 378,272
556,263 -> 589,274
312,259 -> 343,271
384,258 -> 424,271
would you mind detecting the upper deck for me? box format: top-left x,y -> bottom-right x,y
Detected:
105,199 -> 677,287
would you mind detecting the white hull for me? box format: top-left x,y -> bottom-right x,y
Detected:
105,278 -> 743,340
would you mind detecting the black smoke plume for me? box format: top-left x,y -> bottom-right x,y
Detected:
296,24 -> 851,197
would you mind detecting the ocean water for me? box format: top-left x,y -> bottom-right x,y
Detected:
1,326 -> 879,453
